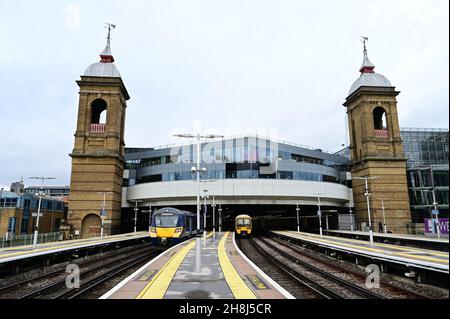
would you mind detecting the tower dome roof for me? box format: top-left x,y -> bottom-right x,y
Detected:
349,72 -> 392,96
348,38 -> 392,96
84,62 -> 121,77
84,24 -> 121,78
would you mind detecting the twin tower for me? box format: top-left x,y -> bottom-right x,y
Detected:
67,29 -> 129,237
67,31 -> 411,237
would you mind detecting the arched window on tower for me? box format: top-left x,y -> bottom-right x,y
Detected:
90,99 -> 107,132
373,107 -> 388,138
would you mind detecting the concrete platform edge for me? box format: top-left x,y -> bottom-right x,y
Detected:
100,238 -> 195,299
232,233 -> 295,299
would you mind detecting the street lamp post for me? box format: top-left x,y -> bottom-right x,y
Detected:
420,188 -> 441,239
317,195 -> 323,238
0,188 -> 4,234
0,187 -> 3,215
428,166 -> 441,239
173,132 -> 224,274
133,200 -> 143,233
148,206 -> 153,234
218,204 -> 222,233
212,195 -> 216,238
296,203 -> 300,233
348,189 -> 354,231
354,176 -> 379,246
30,177 -> 56,247
376,198 -> 387,234
349,204 -> 354,231
96,192 -> 112,239
203,190 -> 208,228
202,190 -> 209,245
431,190 -> 441,239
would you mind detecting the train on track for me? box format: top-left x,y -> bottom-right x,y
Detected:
150,207 -> 198,245
235,214 -> 252,236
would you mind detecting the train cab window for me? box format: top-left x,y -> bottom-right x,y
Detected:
154,214 -> 179,227
237,218 -> 251,226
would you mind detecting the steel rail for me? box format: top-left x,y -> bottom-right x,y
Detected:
0,242 -> 153,295
244,238 -> 342,299
268,233 -> 432,299
257,236 -> 386,299
16,246 -> 155,299
56,250 -> 160,299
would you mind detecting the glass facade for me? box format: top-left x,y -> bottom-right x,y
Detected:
125,136 -> 350,187
401,128 -> 449,167
401,128 -> 449,223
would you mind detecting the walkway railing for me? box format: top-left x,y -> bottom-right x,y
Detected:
1,232 -> 62,248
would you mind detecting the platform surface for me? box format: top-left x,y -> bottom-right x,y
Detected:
0,232 -> 149,264
102,232 -> 291,299
274,231 -> 449,273
325,230 -> 449,243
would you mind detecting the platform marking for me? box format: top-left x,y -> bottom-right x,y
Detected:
136,240 -> 196,299
99,238 -> 194,299
283,230 -> 450,258
290,232 -> 448,264
0,233 -> 148,260
289,231 -> 449,257
218,232 -> 257,299
281,231 -> 449,265
245,275 -> 269,290
232,233 -> 295,299
138,269 -> 157,282
326,230 -> 449,244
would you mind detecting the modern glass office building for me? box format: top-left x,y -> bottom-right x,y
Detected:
124,136 -> 349,187
121,136 -> 353,231
401,128 -> 449,224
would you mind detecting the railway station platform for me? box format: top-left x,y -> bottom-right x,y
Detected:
0,232 -> 150,264
273,231 -> 449,274
101,232 -> 293,299
323,230 -> 449,251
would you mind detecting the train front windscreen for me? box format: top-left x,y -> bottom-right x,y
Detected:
154,213 -> 179,228
237,218 -> 251,226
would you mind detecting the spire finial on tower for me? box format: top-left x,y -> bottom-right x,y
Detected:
100,23 -> 116,63
361,36 -> 368,53
359,36 -> 375,73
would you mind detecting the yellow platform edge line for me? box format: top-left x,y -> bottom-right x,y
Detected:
282,231 -> 448,265
285,230 -> 449,257
136,233 -> 213,299
218,232 -> 257,299
0,233 -> 148,259
136,240 -> 196,299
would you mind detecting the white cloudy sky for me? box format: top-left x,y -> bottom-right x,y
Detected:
0,0 -> 448,188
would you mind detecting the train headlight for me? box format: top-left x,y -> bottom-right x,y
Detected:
175,227 -> 182,233
150,227 -> 156,233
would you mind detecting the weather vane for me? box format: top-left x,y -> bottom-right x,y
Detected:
105,22 -> 116,41
361,36 -> 369,52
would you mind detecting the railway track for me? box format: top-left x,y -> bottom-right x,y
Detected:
253,236 -> 386,299
267,234 -> 431,299
0,243 -> 161,299
239,236 -> 390,299
237,237 -> 333,299
54,250 -> 160,299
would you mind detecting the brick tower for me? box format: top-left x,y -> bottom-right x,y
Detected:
68,25 -> 130,237
344,38 -> 411,234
